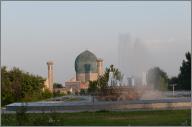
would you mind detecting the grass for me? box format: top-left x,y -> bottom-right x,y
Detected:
1,109 -> 191,126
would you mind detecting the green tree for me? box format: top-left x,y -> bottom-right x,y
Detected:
168,76 -> 178,90
79,89 -> 87,95
42,89 -> 53,99
53,83 -> 63,88
1,66 -> 47,106
147,67 -> 168,91
88,65 -> 123,95
1,66 -> 14,106
88,80 -> 98,95
9,67 -> 23,101
177,52 -> 191,90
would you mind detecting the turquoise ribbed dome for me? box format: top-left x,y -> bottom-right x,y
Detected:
75,50 -> 97,73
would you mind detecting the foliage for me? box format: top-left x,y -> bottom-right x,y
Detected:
79,89 -> 87,95
88,80 -> 99,95
168,76 -> 178,90
1,66 -> 52,106
177,52 -> 191,90
88,65 -> 123,95
42,89 -> 53,99
169,76 -> 178,85
53,83 -> 63,88
67,91 -> 71,95
147,67 -> 168,91
15,103 -> 28,125
168,52 -> 191,90
1,66 -> 14,105
109,65 -> 124,81
53,91 -> 66,97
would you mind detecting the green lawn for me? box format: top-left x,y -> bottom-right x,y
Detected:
1,109 -> 191,126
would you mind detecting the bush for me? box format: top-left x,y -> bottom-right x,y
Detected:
53,91 -> 65,97
16,103 -> 28,125
42,89 -> 53,99
79,89 -> 87,95
1,66 -> 46,106
96,110 -> 109,113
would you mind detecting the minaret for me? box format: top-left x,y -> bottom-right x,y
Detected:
47,61 -> 54,92
97,58 -> 104,76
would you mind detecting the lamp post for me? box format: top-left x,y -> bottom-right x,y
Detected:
171,84 -> 177,97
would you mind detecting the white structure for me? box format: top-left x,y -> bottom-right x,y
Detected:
116,80 -> 120,86
127,76 -> 135,87
142,72 -> 147,86
108,66 -> 121,87
131,77 -> 135,86
121,76 -> 127,86
108,71 -> 114,86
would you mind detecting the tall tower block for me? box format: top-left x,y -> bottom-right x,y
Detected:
97,58 -> 104,76
47,61 -> 54,92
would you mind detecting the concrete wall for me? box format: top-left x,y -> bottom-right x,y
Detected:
65,81 -> 81,93
6,101 -> 191,112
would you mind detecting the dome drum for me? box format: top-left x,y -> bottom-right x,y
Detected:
75,50 -> 98,74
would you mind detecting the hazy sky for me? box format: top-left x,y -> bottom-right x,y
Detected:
1,1 -> 191,84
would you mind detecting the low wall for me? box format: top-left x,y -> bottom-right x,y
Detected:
6,101 -> 191,112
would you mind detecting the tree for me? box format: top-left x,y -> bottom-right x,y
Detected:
88,80 -> 98,95
1,66 -> 46,106
42,89 -> 53,99
147,67 -> 168,91
88,65 -> 123,95
79,89 -> 87,95
53,83 -> 63,88
177,52 -> 191,90
1,66 -> 14,105
168,76 -> 178,90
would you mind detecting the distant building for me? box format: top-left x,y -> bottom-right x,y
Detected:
65,50 -> 104,93
65,81 -> 81,93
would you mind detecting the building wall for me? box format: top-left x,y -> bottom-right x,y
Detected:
65,81 -> 81,93
76,73 -> 98,82
80,82 -> 89,89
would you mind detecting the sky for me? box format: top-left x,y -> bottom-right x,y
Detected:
1,1 -> 191,84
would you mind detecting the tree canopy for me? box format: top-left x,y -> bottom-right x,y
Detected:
146,67 -> 168,91
53,83 -> 63,88
177,52 -> 191,90
88,65 -> 123,95
1,66 -> 52,106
